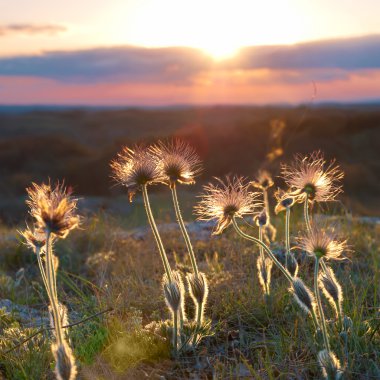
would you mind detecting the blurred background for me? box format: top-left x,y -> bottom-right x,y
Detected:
1,1 -> 380,222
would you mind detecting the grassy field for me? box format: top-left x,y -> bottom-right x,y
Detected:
0,191 -> 378,379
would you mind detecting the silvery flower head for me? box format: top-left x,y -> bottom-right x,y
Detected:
150,139 -> 202,188
299,226 -> 347,261
281,151 -> 343,203
195,176 -> 261,235
26,182 -> 80,239
111,145 -> 162,202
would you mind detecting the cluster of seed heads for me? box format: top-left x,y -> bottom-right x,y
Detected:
17,146 -> 349,379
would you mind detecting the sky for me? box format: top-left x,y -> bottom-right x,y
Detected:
1,0 -> 380,105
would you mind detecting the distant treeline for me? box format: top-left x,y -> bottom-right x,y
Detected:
1,105 -> 379,216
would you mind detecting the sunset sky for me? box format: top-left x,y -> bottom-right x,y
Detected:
1,0 -> 380,105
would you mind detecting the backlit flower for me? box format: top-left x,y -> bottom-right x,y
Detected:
150,139 -> 202,187
250,170 -> 274,190
19,224 -> 46,252
26,182 -> 80,239
195,176 -> 260,235
281,151 -> 343,203
111,145 -> 161,201
274,188 -> 297,214
299,227 -> 347,261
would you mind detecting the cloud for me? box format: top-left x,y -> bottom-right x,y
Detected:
231,35 -> 380,70
0,46 -> 213,84
0,24 -> 67,37
0,35 -> 379,85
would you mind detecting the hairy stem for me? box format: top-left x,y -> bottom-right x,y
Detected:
192,302 -> 203,346
173,311 -> 178,354
36,247 -> 50,299
285,207 -> 291,268
45,232 -> 63,345
304,197 -> 312,234
171,184 -> 198,275
314,257 -> 330,351
258,226 -> 264,260
232,218 -> 293,283
142,184 -> 172,282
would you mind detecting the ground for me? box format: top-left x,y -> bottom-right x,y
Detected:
0,194 -> 379,379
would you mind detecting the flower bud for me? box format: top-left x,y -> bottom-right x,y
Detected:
52,341 -> 77,380
319,267 -> 343,316
163,271 -> 185,316
318,349 -> 343,380
290,278 -> 316,315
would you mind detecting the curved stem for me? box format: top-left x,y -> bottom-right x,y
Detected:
142,185 -> 172,282
45,232 -> 63,345
314,257 -> 330,352
285,207 -> 291,268
258,226 -> 264,260
304,197 -> 312,234
36,247 -> 50,299
171,184 -> 198,275
232,218 -> 293,283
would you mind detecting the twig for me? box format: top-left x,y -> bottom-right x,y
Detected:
2,307 -> 113,354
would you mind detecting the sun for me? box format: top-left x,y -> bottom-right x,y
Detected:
111,0 -> 306,60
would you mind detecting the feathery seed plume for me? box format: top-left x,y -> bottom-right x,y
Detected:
150,139 -> 202,187
281,151 -> 343,203
195,176 -> 261,235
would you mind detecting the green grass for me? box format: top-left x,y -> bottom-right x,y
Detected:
0,197 -> 378,379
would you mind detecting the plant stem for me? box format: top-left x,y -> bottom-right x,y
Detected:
142,184 -> 172,282
36,247 -> 50,299
314,257 -> 330,352
304,197 -> 312,234
285,207 -> 291,268
336,301 -> 343,332
173,311 -> 178,354
232,218 -> 293,283
45,232 -> 64,345
258,226 -> 264,260
171,184 -> 198,275
192,303 -> 203,346
263,189 -> 270,217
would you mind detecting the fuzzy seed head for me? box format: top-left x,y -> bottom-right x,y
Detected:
299,226 -> 347,261
318,349 -> 343,380
26,182 -> 80,239
111,145 -> 161,201
257,255 -> 273,295
281,151 -> 344,203
195,176 -> 261,235
162,271 -> 185,315
150,139 -> 202,187
291,278 -> 316,315
19,224 -> 46,253
319,266 -> 343,315
274,188 -> 296,214
52,341 -> 77,380
251,170 -> 274,190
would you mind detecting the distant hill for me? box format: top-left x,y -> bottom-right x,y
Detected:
0,104 -> 379,221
